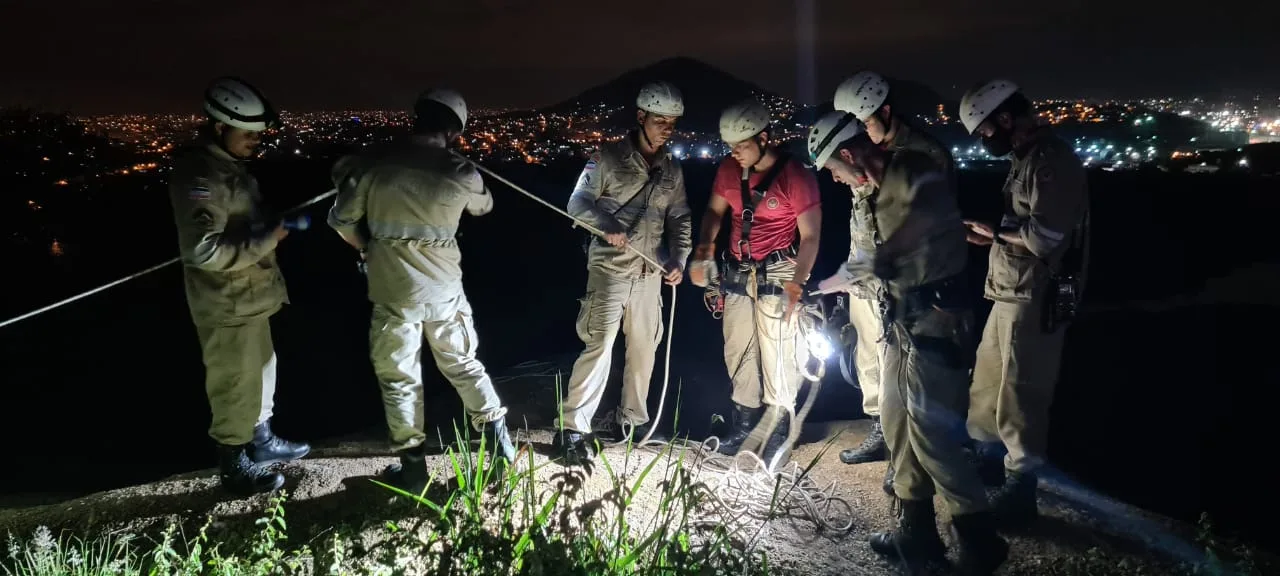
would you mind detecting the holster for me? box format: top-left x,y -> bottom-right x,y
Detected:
1041,273 -> 1080,333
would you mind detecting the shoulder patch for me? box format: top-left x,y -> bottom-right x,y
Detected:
188,183 -> 211,201
1036,164 -> 1055,183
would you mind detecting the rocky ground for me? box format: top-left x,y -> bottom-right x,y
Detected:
1,359 -> 1272,576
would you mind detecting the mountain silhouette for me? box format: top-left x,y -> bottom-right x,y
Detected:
544,57 -> 783,134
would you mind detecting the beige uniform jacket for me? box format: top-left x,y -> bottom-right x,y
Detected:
328,137 -> 494,306
871,150 -> 968,300
984,127 -> 1089,304
884,119 -> 956,182
168,139 -> 288,327
567,131 -> 693,276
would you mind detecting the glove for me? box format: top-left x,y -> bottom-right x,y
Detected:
689,258 -> 718,288
812,260 -> 875,295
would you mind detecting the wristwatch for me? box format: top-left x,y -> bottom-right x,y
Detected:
993,234 -> 1008,246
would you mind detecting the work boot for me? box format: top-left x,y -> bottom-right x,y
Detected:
554,429 -> 595,466
479,417 -> 518,478
611,422 -> 665,445
962,441 -> 1005,487
380,445 -> 429,496
991,469 -> 1038,529
758,409 -> 792,467
247,421 -> 310,466
882,460 -> 895,496
950,511 -> 1010,575
218,443 -> 285,497
839,417 -> 887,464
715,403 -> 763,455
868,498 -> 948,568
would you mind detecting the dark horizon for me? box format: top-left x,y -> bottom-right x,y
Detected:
2,0 -> 1278,115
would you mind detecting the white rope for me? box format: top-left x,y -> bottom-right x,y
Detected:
464,157 -> 853,538
0,189 -> 338,330
453,151 -> 669,274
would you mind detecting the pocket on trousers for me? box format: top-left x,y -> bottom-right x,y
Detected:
652,290 -> 665,347
986,245 -> 1040,302
453,311 -> 478,357
575,291 -> 595,342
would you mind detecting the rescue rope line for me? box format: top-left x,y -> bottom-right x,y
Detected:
454,152 -> 669,273
456,155 -> 858,536
0,189 -> 338,330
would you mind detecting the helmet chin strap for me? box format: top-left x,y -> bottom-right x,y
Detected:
746,135 -> 766,171
638,112 -> 658,151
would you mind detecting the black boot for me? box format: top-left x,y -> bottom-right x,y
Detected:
991,469 -> 1038,529
840,417 -> 887,464
962,441 -> 1005,487
758,408 -> 792,467
380,445 -> 429,496
554,429 -> 595,466
882,460 -> 895,496
716,403 -> 762,455
951,511 -> 1010,575
248,421 -> 310,466
611,421 -> 664,444
218,443 -> 284,496
480,417 -> 518,478
868,498 -> 947,567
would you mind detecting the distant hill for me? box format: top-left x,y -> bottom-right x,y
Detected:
543,57 -> 785,134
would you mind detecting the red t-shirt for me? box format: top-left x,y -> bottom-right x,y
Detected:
713,156 -> 821,259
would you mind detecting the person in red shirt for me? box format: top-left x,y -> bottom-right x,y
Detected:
689,99 -> 822,465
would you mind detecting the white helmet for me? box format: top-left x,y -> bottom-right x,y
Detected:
719,99 -> 772,144
807,111 -> 863,169
203,77 -> 278,132
418,88 -> 468,129
833,71 -> 890,121
960,79 -> 1019,135
636,82 -> 684,117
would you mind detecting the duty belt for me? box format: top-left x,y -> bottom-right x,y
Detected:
882,273 -> 968,325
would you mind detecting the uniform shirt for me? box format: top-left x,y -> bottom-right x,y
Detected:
984,127 -> 1089,304
328,136 -> 494,306
567,131 -> 692,276
845,184 -> 883,299
870,149 -> 967,298
712,155 -> 821,260
883,119 -> 956,183
167,138 -> 288,327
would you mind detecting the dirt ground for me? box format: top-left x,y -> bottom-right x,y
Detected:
0,361 -> 1264,576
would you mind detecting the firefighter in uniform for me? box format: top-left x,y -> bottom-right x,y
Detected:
556,82 -> 692,464
689,98 -> 822,465
959,79 -> 1090,528
830,70 -> 959,468
327,89 -> 518,492
809,113 -> 1008,575
168,77 -> 310,496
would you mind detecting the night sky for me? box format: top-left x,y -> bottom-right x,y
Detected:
3,0 -> 1276,113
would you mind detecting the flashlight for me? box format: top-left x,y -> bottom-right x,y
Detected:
282,214 -> 311,231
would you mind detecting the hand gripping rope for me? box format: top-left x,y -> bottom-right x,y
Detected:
0,189 -> 339,330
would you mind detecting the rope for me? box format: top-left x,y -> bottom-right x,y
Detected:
453,151 -> 669,273
466,154 -> 856,535
0,189 -> 338,330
